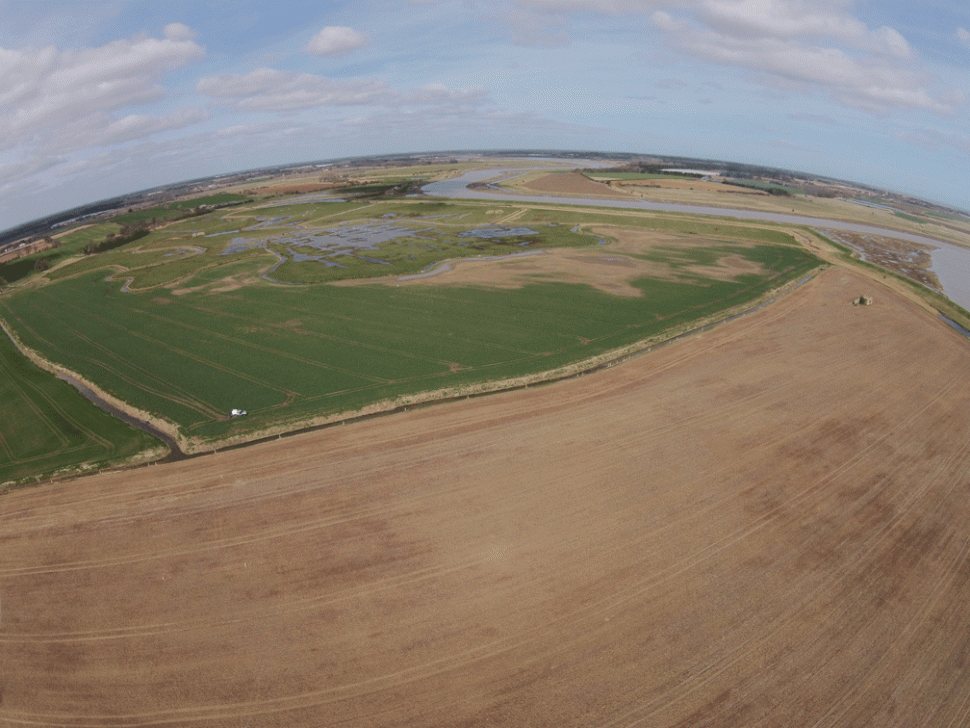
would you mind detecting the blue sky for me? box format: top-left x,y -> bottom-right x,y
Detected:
2,0 -> 969,229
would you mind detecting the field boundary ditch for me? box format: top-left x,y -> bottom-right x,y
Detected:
0,261 -> 827,483
0,313 -> 182,455
131,264 -> 828,462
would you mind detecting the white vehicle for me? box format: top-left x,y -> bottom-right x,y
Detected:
230,408 -> 247,417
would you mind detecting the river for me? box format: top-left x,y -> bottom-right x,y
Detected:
423,166 -> 970,311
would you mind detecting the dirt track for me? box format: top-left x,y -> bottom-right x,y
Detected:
3,266 -> 970,726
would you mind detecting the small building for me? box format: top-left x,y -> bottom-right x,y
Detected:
853,295 -> 873,306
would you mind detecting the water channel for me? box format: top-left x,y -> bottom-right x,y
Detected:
423,167 -> 970,311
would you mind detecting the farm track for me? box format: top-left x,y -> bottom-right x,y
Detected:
4,266 -> 970,726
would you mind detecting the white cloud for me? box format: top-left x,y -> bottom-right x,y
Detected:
0,154 -> 64,188
304,26 -> 368,56
163,23 -> 197,42
198,68 -> 390,111
198,69 -> 490,114
959,27 -> 970,47
331,105 -> 605,153
0,30 -> 205,147
650,9 -> 680,32
695,0 -> 911,58
512,0 -> 953,116
518,0 -> 670,12
41,108 -> 211,154
787,111 -> 838,125
895,126 -> 970,157
649,4 -> 954,115
402,83 -> 491,108
519,0 -> 907,62
0,27 -> 212,227
501,7 -> 572,47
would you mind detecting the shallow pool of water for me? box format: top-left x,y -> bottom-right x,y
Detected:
425,168 -> 970,310
930,242 -> 970,311
456,227 -> 539,239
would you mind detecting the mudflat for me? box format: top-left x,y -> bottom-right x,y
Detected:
3,266 -> 970,727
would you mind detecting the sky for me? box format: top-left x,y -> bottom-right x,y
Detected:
2,0 -> 970,230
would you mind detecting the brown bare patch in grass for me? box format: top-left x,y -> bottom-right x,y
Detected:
362,249 -> 659,297
687,254 -> 763,280
592,225 -> 766,281
345,226 -> 766,296
209,275 -> 259,294
590,225 -> 744,254
171,274 -> 259,297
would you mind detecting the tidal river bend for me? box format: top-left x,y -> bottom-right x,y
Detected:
423,167 -> 970,310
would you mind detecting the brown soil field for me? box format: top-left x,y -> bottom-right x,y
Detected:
4,266 -> 970,727
614,178 -> 760,194
523,172 -> 630,197
0,238 -> 58,265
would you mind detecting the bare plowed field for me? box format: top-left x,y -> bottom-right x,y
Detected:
523,172 -> 628,197
4,267 -> 970,727
616,177 -> 747,193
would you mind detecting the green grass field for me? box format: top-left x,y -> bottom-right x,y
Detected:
0,212 -> 820,448
721,179 -> 805,195
0,324 -> 163,488
111,193 -> 250,225
0,223 -> 124,286
0,193 -> 822,475
893,211 -> 925,223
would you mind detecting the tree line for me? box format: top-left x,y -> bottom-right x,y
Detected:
81,222 -> 152,255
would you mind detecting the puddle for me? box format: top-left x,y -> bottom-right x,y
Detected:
273,222 -> 434,251
217,221 -> 437,277
245,217 -> 287,230
457,227 -> 538,239
216,221 -> 556,280
223,238 -> 265,255
258,195 -> 347,208
286,248 -> 346,267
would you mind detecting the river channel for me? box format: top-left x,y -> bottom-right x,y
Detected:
423,167 -> 970,311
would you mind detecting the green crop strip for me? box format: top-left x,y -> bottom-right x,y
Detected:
0,322 -> 162,488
